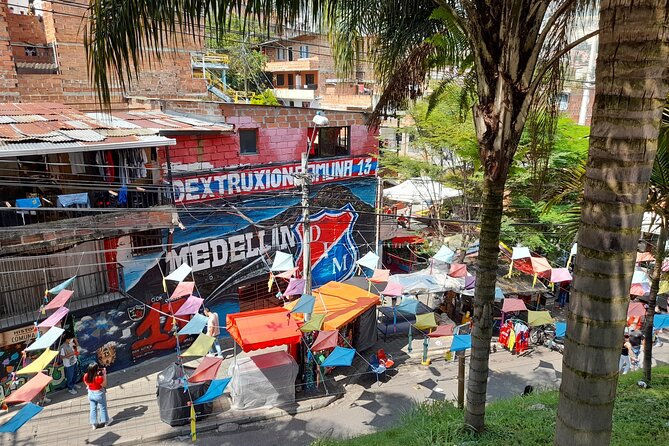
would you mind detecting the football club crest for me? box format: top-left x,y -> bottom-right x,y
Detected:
292,203 -> 359,287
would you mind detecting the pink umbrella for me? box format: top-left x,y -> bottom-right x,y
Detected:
427,324 -> 454,338
37,306 -> 69,328
170,281 -> 195,300
502,298 -> 528,313
311,330 -> 338,351
627,302 -> 646,319
449,264 -> 467,278
550,268 -> 572,283
174,295 -> 204,316
369,269 -> 390,283
284,278 -> 306,296
44,289 -> 74,311
381,282 -> 404,297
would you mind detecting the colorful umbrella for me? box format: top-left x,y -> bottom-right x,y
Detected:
320,346 -> 356,367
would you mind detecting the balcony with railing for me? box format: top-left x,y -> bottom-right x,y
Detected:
266,57 -> 320,72
273,84 -> 319,101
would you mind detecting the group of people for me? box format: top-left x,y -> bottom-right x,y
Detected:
620,328 -> 664,374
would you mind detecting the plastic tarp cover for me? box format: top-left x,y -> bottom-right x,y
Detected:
156,363 -> 212,426
228,351 -> 298,410
353,306 -> 377,352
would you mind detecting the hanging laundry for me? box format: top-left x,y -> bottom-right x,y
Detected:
96,151 -> 116,183
68,152 -> 86,175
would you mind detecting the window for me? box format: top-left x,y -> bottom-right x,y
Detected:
289,101 -> 295,107
239,129 -> 258,154
288,47 -> 294,61
24,47 -> 37,57
131,230 -> 163,257
299,45 -> 309,58
558,92 -> 570,111
277,48 -> 286,60
305,73 -> 315,87
276,74 -> 285,86
311,126 -> 350,158
301,102 -> 311,108
287,74 -> 294,87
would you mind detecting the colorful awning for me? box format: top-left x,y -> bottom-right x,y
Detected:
226,307 -> 302,353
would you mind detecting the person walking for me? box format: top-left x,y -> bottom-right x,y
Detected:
60,334 -> 80,395
204,307 -> 222,357
619,334 -> 636,375
83,363 -> 112,429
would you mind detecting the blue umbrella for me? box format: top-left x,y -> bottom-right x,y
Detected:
451,334 -> 472,352
321,346 -> 356,367
193,378 -> 231,404
289,294 -> 315,314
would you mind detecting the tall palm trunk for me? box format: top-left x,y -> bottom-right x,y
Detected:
554,2 -> 669,445
464,177 -> 504,430
643,217 -> 667,383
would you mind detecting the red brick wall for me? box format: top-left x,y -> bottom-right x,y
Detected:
0,4 -> 18,100
5,12 -> 47,44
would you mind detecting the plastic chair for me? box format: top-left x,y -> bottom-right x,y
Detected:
369,354 -> 387,386
377,349 -> 394,368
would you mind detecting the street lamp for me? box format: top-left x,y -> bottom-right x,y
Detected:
299,112 -> 330,304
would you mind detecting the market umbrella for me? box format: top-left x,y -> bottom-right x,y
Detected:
165,263 -> 192,282
289,294 -> 315,314
174,295 -> 204,316
427,324 -> 454,338
448,263 -> 467,278
193,378 -> 231,404
180,334 -> 214,358
44,290 -> 73,311
414,313 -> 438,331
300,313 -> 326,332
369,269 -> 390,283
311,330 -> 338,351
527,311 -> 554,327
177,313 -> 209,335
627,302 -> 646,319
432,246 -> 455,263
320,346 -> 356,367
284,278 -> 306,296
16,349 -> 59,375
271,251 -> 294,272
188,356 -> 224,383
450,335 -> 472,352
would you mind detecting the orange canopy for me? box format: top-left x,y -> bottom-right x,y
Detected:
226,307 -> 302,353
285,281 -> 380,331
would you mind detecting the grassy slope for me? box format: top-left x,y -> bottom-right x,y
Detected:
314,367 -> 669,446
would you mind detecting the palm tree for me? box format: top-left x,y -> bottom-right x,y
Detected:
86,0 -> 596,433
553,1 -> 669,444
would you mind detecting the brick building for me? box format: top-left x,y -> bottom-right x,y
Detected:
261,33 -> 377,111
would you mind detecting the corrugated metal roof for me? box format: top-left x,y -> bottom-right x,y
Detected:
59,129 -> 106,142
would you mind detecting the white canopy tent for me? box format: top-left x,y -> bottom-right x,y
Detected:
383,177 -> 462,205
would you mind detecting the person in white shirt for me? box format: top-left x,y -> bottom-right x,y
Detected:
203,308 -> 222,357
60,334 -> 81,395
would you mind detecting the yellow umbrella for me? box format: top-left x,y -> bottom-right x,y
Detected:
180,334 -> 214,358
414,313 -> 438,331
300,313 -> 326,332
17,349 -> 59,375
527,311 -> 554,327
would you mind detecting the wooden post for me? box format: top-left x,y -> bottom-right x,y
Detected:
457,353 -> 465,409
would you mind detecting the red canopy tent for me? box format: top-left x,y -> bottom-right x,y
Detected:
226,307 -> 302,353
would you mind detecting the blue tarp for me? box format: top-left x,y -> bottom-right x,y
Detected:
15,197 -> 41,208
555,321 -> 567,338
320,346 -> 356,367
451,334 -> 472,352
193,378 -> 231,404
289,294 -> 315,314
654,314 -> 669,330
177,313 -> 209,335
0,403 -> 42,432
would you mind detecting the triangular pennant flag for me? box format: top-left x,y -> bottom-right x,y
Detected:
356,251 -> 380,270
188,357 -> 224,383
193,378 -> 231,404
300,313 -> 326,332
311,330 -> 338,351
177,313 -> 209,335
37,306 -> 69,328
271,251 -> 295,272
16,349 -> 58,375
25,327 -> 64,351
0,403 -> 42,432
180,334 -> 214,358
369,269 -> 390,283
627,302 -> 646,318
44,289 -> 74,311
511,246 -> 531,260
432,246 -> 455,263
550,268 -> 572,283
289,294 -> 315,314
174,295 -> 204,316
414,313 -> 438,331
451,334 -> 472,352
381,282 -> 403,297
427,324 -> 454,338
320,346 -> 356,367
165,263 -> 192,282
3,372 -> 52,404
448,264 -> 467,278
170,281 -> 195,301
276,267 -> 298,279
396,297 -> 420,315
464,275 -> 476,290
284,278 -> 306,296
47,276 -> 76,295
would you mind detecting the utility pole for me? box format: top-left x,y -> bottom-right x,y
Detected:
300,151 -> 312,303
374,174 -> 383,267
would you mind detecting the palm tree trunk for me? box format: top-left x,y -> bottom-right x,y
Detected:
643,216 -> 667,383
464,177 -> 504,431
554,2 -> 669,445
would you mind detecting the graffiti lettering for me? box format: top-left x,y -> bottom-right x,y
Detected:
131,300 -> 189,360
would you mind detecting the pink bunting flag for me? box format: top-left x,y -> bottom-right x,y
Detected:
630,283 -> 649,297
276,268 -> 298,279
428,324 -> 454,338
449,263 -> 467,278
3,372 -> 52,404
381,282 -> 404,297
284,278 -> 305,296
501,298 -> 528,313
311,330 -> 339,351
44,289 -> 74,311
636,251 -> 655,263
171,281 -> 195,301
369,269 -> 390,283
174,295 -> 204,316
627,302 -> 646,319
37,306 -> 69,328
530,257 -> 552,275
188,356 -> 224,383
550,268 -> 572,283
